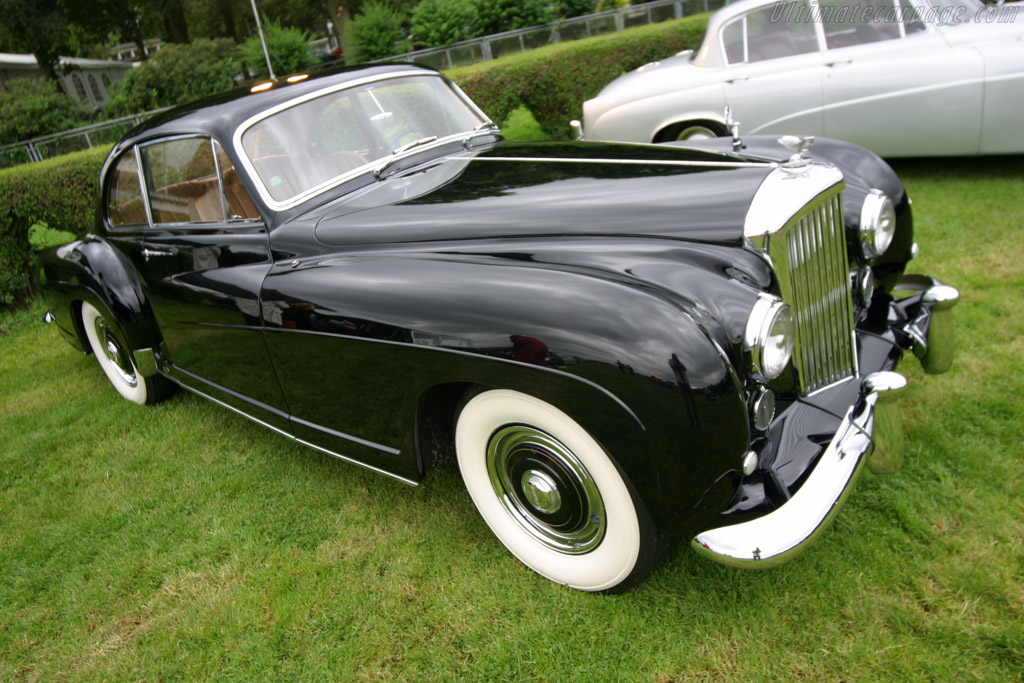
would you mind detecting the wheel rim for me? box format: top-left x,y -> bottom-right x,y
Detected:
677,125 -> 716,141
93,316 -> 138,388
486,425 -> 606,554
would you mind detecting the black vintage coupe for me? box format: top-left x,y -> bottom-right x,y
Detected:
41,64 -> 959,592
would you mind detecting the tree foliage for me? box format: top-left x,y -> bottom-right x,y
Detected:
473,0 -> 550,36
243,22 -> 317,77
106,38 -> 242,115
350,1 -> 407,62
410,0 -> 478,48
0,78 -> 94,145
557,0 -> 596,19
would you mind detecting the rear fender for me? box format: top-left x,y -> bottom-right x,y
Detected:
40,237 -> 162,373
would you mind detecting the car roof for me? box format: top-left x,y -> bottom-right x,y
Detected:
116,62 -> 438,147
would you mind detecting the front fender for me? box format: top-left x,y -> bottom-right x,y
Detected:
261,245 -> 753,533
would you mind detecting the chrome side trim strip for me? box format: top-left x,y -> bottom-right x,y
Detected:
167,368 -> 417,486
462,156 -> 774,170
262,326 -> 645,430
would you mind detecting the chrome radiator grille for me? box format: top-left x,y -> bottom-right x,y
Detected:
773,192 -> 858,394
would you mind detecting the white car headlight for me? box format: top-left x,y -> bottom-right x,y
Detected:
745,295 -> 794,381
859,189 -> 896,259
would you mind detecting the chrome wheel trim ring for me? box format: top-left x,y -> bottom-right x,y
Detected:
94,317 -> 138,388
676,125 -> 716,141
486,425 -> 606,555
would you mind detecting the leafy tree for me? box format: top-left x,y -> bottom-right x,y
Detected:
242,22 -> 318,78
410,0 -> 478,48
0,78 -> 94,144
0,0 -> 69,83
557,0 -> 596,18
350,1 -> 406,62
106,38 -> 242,115
473,0 -> 550,35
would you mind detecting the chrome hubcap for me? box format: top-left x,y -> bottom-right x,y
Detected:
94,317 -> 138,387
521,470 -> 561,515
486,425 -> 605,554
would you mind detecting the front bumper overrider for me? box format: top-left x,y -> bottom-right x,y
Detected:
692,276 -> 959,568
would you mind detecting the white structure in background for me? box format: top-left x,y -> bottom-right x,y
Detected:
0,53 -> 135,108
109,39 -> 165,62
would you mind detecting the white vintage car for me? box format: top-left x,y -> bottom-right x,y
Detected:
584,0 -> 1024,156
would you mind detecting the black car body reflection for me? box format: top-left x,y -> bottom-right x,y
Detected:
40,64 -> 959,592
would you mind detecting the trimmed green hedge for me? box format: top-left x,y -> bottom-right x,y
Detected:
0,146 -> 110,306
0,15 -> 710,309
449,14 -> 709,139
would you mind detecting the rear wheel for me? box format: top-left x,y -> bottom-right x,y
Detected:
656,120 -> 726,143
455,389 -> 657,592
80,302 -> 174,405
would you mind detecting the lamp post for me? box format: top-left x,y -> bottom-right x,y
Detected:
249,0 -> 276,80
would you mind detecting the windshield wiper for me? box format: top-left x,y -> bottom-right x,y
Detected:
391,136 -> 437,156
374,136 -> 440,178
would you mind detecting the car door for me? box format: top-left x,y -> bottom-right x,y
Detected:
719,0 -> 826,136
819,0 -> 985,156
131,135 -> 292,431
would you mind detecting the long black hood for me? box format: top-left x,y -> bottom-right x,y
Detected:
312,142 -> 774,247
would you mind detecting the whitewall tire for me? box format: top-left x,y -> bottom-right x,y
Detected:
455,389 -> 651,592
80,302 -> 172,405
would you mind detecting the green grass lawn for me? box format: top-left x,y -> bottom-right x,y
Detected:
1,156 -> 1022,680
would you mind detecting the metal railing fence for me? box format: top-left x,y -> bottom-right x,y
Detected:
0,109 -> 170,169
1,0 -> 724,168
372,0 -> 723,70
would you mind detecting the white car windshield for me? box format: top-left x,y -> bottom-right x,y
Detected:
239,74 -> 486,206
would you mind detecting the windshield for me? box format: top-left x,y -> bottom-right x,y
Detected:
239,74 -> 486,206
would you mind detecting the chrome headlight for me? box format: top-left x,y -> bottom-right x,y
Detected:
859,189 -> 896,259
745,295 -> 794,381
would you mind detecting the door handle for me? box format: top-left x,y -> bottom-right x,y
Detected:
726,76 -> 749,83
826,59 -> 853,67
142,248 -> 174,261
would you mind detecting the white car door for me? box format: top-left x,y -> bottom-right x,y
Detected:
720,0 -> 827,136
820,0 -> 985,156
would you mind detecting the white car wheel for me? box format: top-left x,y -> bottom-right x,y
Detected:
81,302 -> 149,405
456,389 -> 647,592
676,124 -> 718,141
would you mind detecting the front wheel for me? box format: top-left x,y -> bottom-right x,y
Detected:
455,389 -> 657,592
80,302 -> 174,405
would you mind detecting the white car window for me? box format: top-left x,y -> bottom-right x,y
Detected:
899,0 -> 927,35
821,0 -> 902,49
722,0 -> 819,65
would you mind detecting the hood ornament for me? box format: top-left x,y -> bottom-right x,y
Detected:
779,135 -> 815,171
725,106 -> 742,152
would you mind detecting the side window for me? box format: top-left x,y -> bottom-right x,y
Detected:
214,141 -> 261,220
722,1 -> 819,65
141,137 -> 228,224
821,0 -> 901,49
108,151 -> 147,226
900,0 -> 927,35
722,17 -> 746,65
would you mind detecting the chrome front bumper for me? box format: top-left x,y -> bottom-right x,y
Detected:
692,277 -> 959,569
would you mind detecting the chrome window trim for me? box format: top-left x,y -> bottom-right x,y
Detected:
232,71 -> 487,212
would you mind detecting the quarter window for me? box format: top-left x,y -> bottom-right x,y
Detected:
108,152 -> 146,226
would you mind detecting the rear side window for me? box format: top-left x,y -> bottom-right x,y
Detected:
108,152 -> 147,226
141,137 -> 225,224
